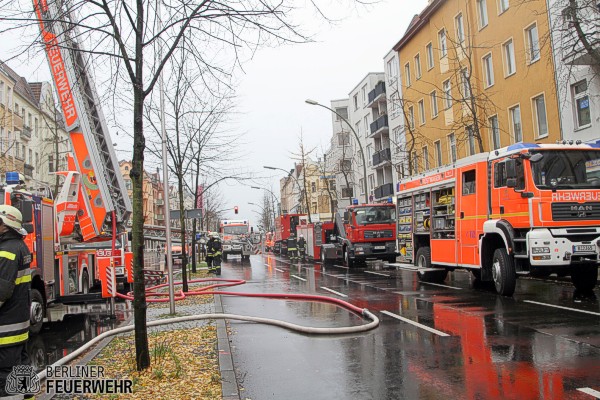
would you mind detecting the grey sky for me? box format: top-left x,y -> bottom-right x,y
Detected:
2,0 -> 427,228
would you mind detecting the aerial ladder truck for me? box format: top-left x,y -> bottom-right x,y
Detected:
0,0 -> 133,333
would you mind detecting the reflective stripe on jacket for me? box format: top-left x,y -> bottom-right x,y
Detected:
0,230 -> 32,347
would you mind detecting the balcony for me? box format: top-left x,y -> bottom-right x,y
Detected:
367,81 -> 386,108
20,126 -> 31,140
369,114 -> 389,138
24,163 -> 34,178
372,147 -> 391,167
374,183 -> 394,200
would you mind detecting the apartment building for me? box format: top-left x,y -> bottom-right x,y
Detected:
347,72 -> 386,203
393,0 -> 560,171
0,63 -> 26,178
548,0 -> 599,143
120,161 -> 166,227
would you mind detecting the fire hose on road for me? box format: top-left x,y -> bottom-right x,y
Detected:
37,277 -> 379,381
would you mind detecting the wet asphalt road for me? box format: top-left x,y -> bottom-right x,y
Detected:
220,254 -> 600,400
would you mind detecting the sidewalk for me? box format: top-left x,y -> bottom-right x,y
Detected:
39,271 -> 240,400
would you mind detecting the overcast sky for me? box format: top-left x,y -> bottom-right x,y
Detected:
2,0 -> 428,227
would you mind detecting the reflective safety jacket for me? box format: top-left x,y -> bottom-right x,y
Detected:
207,238 -> 222,257
0,230 -> 32,348
287,236 -> 297,251
298,238 -> 306,250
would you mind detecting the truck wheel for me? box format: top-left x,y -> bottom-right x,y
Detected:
344,247 -> 355,268
571,265 -> 598,292
30,289 -> 45,335
492,248 -> 516,296
416,247 -> 447,283
320,247 -> 331,265
82,270 -> 90,294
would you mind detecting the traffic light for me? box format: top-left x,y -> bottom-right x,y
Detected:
234,206 -> 238,214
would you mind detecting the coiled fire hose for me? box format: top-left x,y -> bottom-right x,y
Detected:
37,277 -> 379,381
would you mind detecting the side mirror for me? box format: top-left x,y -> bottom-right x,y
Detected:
20,200 -> 33,224
343,211 -> 349,224
23,223 -> 34,234
506,159 -> 517,179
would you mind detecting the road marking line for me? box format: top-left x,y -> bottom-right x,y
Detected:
320,287 -> 348,297
291,275 -> 306,282
275,268 -> 284,273
334,264 -> 349,269
523,300 -> 600,316
381,311 -> 450,337
578,388 -> 600,398
365,271 -> 390,277
420,282 -> 462,290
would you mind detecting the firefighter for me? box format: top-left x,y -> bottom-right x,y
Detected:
298,234 -> 307,261
287,233 -> 298,261
206,232 -> 222,275
0,205 -> 32,398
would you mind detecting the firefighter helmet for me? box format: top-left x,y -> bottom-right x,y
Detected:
0,205 -> 27,236
211,232 -> 220,239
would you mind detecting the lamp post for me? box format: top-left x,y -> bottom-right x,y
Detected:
263,165 -> 305,214
250,186 -> 278,231
305,99 -> 368,204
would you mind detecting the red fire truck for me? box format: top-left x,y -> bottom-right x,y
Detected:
5,0 -> 135,333
396,142 -> 600,296
320,203 -> 397,267
274,213 -> 305,255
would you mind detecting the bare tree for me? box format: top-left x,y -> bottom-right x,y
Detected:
290,132 -> 317,223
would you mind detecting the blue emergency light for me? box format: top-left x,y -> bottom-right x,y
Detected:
5,172 -> 20,185
387,197 -> 393,203
352,198 -> 358,205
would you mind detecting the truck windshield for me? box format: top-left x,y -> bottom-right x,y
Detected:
223,225 -> 248,235
354,206 -> 396,225
531,150 -> 600,190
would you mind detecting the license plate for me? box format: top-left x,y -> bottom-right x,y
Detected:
115,266 -> 125,275
374,246 -> 386,250
573,245 -> 595,253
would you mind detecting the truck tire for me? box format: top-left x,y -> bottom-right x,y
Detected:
416,247 -> 448,283
571,264 -> 598,292
344,246 -> 354,268
30,289 -> 45,335
492,248 -> 516,296
320,247 -> 332,265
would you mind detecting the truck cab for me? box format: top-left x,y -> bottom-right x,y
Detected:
321,203 -> 397,267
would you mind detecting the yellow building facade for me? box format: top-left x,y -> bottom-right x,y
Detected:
393,0 -> 561,171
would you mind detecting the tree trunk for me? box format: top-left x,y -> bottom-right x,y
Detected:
131,0 -> 150,371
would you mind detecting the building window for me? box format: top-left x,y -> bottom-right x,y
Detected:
312,202 -> 318,214
483,53 -> 494,88
443,80 -> 452,109
49,155 -> 54,172
34,118 -> 38,137
359,178 -> 365,195
355,121 -> 361,137
455,13 -> 465,44
361,85 -> 367,105
412,152 -> 419,174
335,107 -> 348,121
387,58 -> 399,84
358,149 -> 364,166
502,39 -> 516,76
438,29 -> 447,58
342,187 -> 353,198
125,179 -> 132,190
435,140 -> 443,166
0,81 -> 4,105
311,182 -> 316,193
415,54 -> 422,79
364,116 -> 369,137
525,23 -> 540,63
368,174 -> 375,192
422,146 -> 430,170
408,106 -> 415,129
467,125 -> 476,155
353,94 -> 359,110
404,63 -> 411,87
499,0 -> 509,13
390,92 -> 400,119
329,179 -> 336,190
418,99 -> 426,125
6,88 -> 12,109
29,149 -> 32,164
533,94 -> 548,137
448,133 -> 457,163
426,42 -> 434,70
35,152 -> 39,168
430,91 -> 439,118
477,0 -> 489,28
338,132 -> 350,146
461,68 -> 471,100
367,144 -> 373,166
489,115 -> 501,150
572,80 -> 591,128
341,159 -> 352,172
509,105 -> 522,142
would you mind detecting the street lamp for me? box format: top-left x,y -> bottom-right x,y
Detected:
305,98 -> 368,204
263,165 -> 305,213
250,186 -> 278,230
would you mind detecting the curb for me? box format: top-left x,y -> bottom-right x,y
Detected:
215,294 -> 240,400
